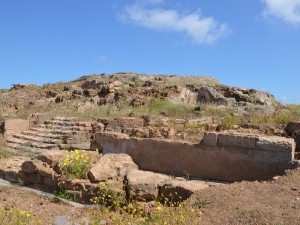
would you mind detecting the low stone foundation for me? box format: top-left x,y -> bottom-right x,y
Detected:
91,132 -> 298,182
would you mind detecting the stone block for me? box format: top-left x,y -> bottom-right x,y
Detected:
125,170 -> 172,202
37,150 -> 67,168
105,124 -> 122,133
17,171 -> 29,184
218,133 -> 257,149
91,122 -> 105,133
277,151 -> 294,161
186,117 -> 213,128
116,117 -> 145,128
88,154 -> 138,183
4,119 -> 29,135
201,132 -> 218,146
4,170 -> 18,183
65,179 -> 87,191
250,149 -> 278,161
28,174 -> 41,184
21,160 -> 42,173
160,180 -> 209,202
38,166 -> 55,179
256,136 -> 295,152
43,177 -> 58,188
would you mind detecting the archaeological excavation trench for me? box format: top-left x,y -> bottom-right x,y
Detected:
91,131 -> 298,182
0,116 -> 300,204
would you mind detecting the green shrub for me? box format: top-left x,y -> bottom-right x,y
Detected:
59,150 -> 94,179
53,188 -> 78,202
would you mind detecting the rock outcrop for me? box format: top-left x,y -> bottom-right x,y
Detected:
88,154 -> 138,183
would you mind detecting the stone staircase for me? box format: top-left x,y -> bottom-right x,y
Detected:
5,117 -> 92,155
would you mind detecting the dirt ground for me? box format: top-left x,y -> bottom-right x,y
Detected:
194,168 -> 300,225
0,186 -> 74,224
0,168 -> 299,225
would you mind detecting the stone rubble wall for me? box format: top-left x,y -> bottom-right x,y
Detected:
92,131 -> 297,182
92,116 -> 216,142
0,151 -> 212,204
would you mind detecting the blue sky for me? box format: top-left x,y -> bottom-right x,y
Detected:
1,0 -> 300,103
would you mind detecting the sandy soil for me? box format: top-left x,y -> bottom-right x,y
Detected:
0,168 -> 299,225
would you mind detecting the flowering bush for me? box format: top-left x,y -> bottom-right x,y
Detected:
59,150 -> 92,179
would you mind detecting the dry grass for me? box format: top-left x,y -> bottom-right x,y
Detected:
0,136 -> 17,159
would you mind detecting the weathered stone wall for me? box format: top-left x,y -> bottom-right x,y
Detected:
92,132 -> 297,182
4,119 -> 30,137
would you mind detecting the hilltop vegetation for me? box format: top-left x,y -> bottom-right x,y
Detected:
0,72 -> 299,136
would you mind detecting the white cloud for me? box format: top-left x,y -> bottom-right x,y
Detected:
121,3 -> 230,44
262,0 -> 300,24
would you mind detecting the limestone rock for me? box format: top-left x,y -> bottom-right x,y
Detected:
256,136 -> 295,153
83,89 -> 98,97
55,94 -> 64,103
88,154 -> 138,183
116,117 -> 145,128
92,122 -> 105,133
0,156 -> 29,182
160,180 -> 209,202
218,133 -> 257,149
37,150 -> 67,168
81,79 -> 104,89
125,170 -> 172,201
131,97 -> 146,107
198,86 -> 227,105
21,160 -> 55,178
201,132 -> 218,146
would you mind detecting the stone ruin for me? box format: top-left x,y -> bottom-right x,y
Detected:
0,73 -> 279,117
0,115 -> 299,204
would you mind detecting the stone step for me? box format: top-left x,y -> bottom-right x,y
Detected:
6,142 -> 23,149
38,124 -> 87,131
31,142 -> 57,149
45,120 -> 79,126
13,133 -> 62,144
52,130 -> 89,136
5,136 -> 31,145
30,127 -> 88,136
52,116 -> 78,122
59,142 -> 91,150
64,138 -> 89,144
22,130 -> 62,139
6,143 -> 48,154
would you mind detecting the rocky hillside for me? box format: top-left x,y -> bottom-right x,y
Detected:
0,73 -> 276,115
0,72 -> 299,138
